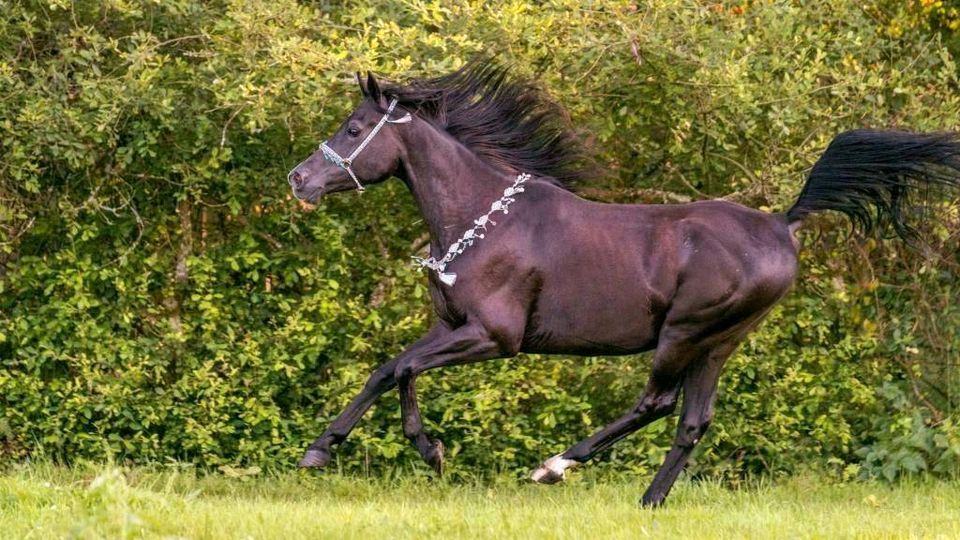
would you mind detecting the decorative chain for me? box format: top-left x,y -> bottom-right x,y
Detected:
413,173 -> 530,286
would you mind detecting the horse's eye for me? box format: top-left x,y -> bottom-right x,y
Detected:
347,127 -> 361,137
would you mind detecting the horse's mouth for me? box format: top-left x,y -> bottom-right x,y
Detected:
292,185 -> 324,204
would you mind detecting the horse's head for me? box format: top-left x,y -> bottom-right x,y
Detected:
288,72 -> 411,202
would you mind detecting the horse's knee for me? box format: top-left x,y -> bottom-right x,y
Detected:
394,359 -> 415,383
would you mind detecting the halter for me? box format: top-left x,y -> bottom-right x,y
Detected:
321,96 -> 529,288
319,97 -> 411,192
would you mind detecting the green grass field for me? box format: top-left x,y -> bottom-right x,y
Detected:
2,464 -> 959,539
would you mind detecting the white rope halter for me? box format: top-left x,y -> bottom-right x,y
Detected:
319,97 -> 411,192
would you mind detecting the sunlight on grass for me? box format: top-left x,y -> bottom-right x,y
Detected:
2,464 -> 959,539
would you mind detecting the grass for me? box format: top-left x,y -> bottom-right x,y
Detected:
2,464 -> 959,539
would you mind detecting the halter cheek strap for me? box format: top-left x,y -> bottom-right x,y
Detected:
319,97 -> 411,192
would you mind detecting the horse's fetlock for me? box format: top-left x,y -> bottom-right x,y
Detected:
316,434 -> 341,447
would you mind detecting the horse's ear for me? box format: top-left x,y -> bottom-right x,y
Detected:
366,71 -> 383,104
356,71 -> 368,97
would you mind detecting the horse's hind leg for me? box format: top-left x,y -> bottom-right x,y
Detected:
640,341 -> 734,507
531,343 -> 701,484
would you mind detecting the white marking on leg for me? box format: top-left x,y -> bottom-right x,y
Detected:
531,453 -> 578,483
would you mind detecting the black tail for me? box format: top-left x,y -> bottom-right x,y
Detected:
787,129 -> 960,241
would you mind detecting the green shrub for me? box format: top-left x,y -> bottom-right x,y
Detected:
1,0 -> 958,479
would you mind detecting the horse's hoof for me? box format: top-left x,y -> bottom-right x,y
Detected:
530,465 -> 564,484
298,448 -> 332,469
427,439 -> 444,476
640,492 -> 667,508
530,454 -> 577,485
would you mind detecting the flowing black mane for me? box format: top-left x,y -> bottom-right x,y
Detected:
381,59 -> 593,188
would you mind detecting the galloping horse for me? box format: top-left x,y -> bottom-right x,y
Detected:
287,60 -> 960,506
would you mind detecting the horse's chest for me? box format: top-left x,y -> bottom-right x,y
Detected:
427,279 -> 467,325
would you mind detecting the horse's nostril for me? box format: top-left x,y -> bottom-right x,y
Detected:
288,170 -> 303,187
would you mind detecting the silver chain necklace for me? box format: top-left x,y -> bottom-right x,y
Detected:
413,173 -> 530,286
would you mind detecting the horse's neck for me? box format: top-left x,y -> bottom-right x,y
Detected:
399,122 -> 515,249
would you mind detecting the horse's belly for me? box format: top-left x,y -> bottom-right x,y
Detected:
520,282 -> 665,355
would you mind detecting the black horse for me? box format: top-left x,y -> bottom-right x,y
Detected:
287,60 -> 960,506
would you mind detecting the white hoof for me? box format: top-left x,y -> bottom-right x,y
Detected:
531,454 -> 578,484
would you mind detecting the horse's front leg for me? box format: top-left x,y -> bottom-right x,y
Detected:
299,324 -> 448,468
394,321 -> 507,474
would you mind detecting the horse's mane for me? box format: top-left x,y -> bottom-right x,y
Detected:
381,59 -> 594,189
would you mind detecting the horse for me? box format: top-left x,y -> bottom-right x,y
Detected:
287,60 -> 960,507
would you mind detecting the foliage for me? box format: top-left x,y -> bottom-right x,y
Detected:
1,0 -> 959,480
873,0 -> 960,42
857,383 -> 960,480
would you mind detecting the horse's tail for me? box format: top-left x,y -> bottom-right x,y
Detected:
786,129 -> 960,241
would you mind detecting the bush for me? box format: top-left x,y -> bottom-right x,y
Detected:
2,0 -> 959,479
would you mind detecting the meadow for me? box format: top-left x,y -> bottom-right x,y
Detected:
3,464 -> 959,539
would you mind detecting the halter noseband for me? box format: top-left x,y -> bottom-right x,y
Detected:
319,97 -> 411,192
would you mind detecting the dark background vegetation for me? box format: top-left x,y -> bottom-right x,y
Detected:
1,0 -> 959,482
